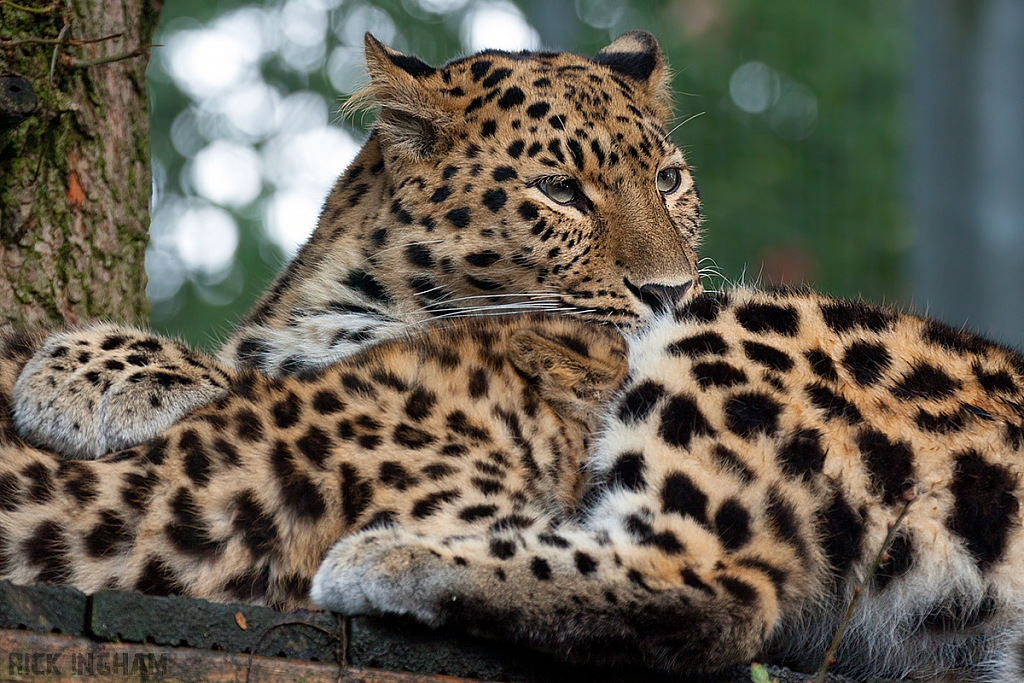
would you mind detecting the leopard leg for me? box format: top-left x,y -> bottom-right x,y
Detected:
313,430 -> 1024,682
12,324 -> 231,459
311,503 -> 788,675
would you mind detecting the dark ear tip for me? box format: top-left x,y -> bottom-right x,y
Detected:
619,29 -> 659,51
593,30 -> 664,83
597,30 -> 663,57
363,34 -> 437,79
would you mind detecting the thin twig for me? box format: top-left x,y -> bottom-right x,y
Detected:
813,490 -> 916,683
64,44 -> 153,67
243,618 -> 347,683
48,24 -> 67,88
336,617 -> 350,683
0,0 -> 59,13
1,32 -> 122,48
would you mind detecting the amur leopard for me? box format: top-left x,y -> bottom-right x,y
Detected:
11,30 -> 699,460
0,31 -> 1022,683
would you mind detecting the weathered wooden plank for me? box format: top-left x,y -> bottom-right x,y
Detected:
0,582 -> 87,637
89,588 -> 342,662
0,630 -> 485,683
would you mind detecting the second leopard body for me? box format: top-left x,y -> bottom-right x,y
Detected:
312,288 -> 1024,682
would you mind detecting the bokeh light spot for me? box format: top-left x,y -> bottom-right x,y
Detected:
729,61 -> 780,114
461,1 -> 540,52
191,140 -> 263,207
173,204 -> 240,276
336,5 -> 397,47
575,0 -> 626,30
263,189 -> 323,256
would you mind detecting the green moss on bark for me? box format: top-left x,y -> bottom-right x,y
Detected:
0,0 -> 161,328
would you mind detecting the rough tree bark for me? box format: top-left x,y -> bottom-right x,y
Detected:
0,0 -> 161,328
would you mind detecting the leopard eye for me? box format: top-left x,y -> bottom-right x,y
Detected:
538,179 -> 578,205
657,167 -> 682,194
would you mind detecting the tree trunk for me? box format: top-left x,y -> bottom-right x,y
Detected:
0,0 -> 161,329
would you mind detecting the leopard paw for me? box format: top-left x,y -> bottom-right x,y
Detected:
311,529 -> 464,626
12,324 -> 230,459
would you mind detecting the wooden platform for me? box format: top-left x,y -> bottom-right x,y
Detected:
0,629 -> 481,682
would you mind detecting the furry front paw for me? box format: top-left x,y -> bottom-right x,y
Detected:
311,529 -> 464,626
12,325 -> 229,459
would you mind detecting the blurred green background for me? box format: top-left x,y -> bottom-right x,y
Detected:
147,0 -> 910,349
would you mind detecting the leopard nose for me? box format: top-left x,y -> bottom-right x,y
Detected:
633,280 -> 694,314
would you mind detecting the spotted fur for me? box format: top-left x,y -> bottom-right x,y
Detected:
12,325 -> 230,459
220,30 -> 700,377
313,288 -> 1024,682
0,316 -> 627,610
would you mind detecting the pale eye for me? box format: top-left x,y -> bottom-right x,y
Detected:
539,179 -> 578,204
657,167 -> 682,194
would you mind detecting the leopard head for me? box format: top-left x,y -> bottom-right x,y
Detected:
231,32 -> 702,374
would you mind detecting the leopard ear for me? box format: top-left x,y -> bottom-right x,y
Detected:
364,33 -> 436,81
509,329 -> 627,425
593,30 -> 671,118
350,34 -> 457,160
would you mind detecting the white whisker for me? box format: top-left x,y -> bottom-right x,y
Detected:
669,111 -> 705,136
427,307 -> 578,322
428,302 -> 564,316
413,284 -> 451,299
426,292 -> 560,305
